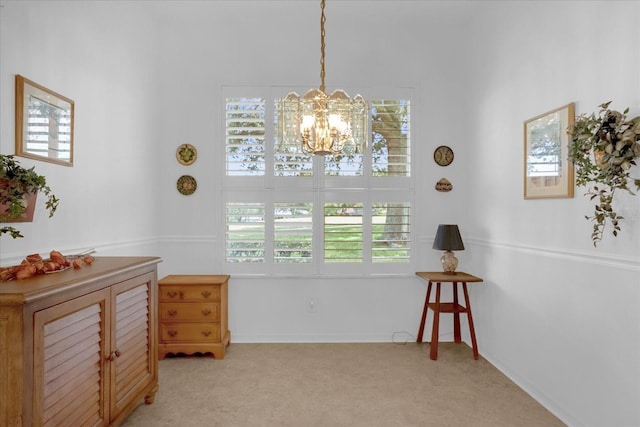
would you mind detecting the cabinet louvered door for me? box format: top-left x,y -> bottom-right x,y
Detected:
33,289 -> 110,427
110,273 -> 156,420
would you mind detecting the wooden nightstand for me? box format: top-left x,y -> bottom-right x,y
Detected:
158,275 -> 230,359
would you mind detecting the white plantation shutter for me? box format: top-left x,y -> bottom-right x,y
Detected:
274,202 -> 313,263
222,87 -> 414,275
225,202 -> 265,263
225,98 -> 266,176
324,203 -> 363,263
324,153 -> 365,177
273,150 -> 314,177
371,100 -> 411,177
372,202 -> 411,263
274,99 -> 314,177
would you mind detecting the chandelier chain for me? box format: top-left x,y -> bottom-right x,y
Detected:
320,0 -> 326,93
277,0 -> 367,156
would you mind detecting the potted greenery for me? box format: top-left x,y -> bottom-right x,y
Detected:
0,154 -> 60,238
568,101 -> 640,246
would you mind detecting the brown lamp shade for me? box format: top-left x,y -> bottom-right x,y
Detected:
432,224 -> 465,251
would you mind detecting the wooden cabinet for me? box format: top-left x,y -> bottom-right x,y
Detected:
0,256 -> 161,427
158,275 -> 230,360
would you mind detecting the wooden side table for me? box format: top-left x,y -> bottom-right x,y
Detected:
415,271 -> 483,360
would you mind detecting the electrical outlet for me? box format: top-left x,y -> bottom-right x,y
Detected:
308,297 -> 317,313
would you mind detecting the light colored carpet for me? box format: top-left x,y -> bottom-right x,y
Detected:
122,343 -> 565,427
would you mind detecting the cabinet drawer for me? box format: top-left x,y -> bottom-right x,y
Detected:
159,302 -> 219,322
160,323 -> 221,342
160,286 -> 220,302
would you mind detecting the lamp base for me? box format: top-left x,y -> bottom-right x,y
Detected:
440,250 -> 459,274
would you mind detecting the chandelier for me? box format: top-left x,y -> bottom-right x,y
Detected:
277,0 -> 368,156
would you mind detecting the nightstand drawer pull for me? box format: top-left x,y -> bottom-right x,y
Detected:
166,291 -> 184,299
168,329 -> 178,337
201,290 -> 212,298
168,309 -> 177,317
201,330 -> 212,337
201,309 -> 212,316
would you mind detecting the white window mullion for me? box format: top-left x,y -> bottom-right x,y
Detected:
264,93 -> 275,187
312,187 -> 323,276
264,200 -> 274,272
361,198 -> 373,268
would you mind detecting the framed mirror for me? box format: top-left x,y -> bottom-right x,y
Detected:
524,103 -> 574,199
15,75 -> 74,166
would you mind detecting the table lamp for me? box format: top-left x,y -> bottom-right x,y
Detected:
432,224 -> 465,274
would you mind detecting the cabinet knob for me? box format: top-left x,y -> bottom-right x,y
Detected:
168,309 -> 177,317
201,290 -> 212,298
201,309 -> 212,316
168,330 -> 178,337
167,291 -> 178,298
201,330 -> 211,337
106,349 -> 121,361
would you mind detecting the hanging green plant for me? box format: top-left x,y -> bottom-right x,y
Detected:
568,102 -> 640,246
1,154 -> 60,238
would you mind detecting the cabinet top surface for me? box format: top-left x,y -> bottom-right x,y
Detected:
0,256 -> 161,303
159,275 -> 230,285
415,271 -> 483,283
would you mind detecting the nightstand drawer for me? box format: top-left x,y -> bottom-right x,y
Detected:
160,285 -> 220,302
161,323 -> 221,342
160,302 -> 219,322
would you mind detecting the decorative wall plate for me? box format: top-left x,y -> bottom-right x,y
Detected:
433,145 -> 454,166
177,175 -> 197,195
435,177 -> 453,192
176,143 -> 197,165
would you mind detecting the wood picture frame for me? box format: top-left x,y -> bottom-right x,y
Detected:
15,75 -> 74,166
524,103 -> 574,199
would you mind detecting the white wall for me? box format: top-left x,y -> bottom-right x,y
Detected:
1,1 -> 639,426
0,1 -> 163,258
149,0 -> 476,345
466,2 -> 640,426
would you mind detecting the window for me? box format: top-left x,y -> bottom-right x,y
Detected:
324,203 -> 363,263
225,97 -> 265,176
225,202 -> 265,263
222,86 -> 413,276
274,202 -> 313,263
372,100 -> 411,177
372,202 -> 411,263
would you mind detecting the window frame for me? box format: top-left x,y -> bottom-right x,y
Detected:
221,85 -> 415,277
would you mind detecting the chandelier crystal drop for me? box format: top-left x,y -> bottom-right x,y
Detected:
277,0 -> 368,156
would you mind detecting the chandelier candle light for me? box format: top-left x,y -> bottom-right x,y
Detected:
278,0 -> 368,156
432,224 -> 465,274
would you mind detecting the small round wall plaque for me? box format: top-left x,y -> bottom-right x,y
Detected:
176,144 -> 197,166
177,175 -> 197,195
433,145 -> 454,166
